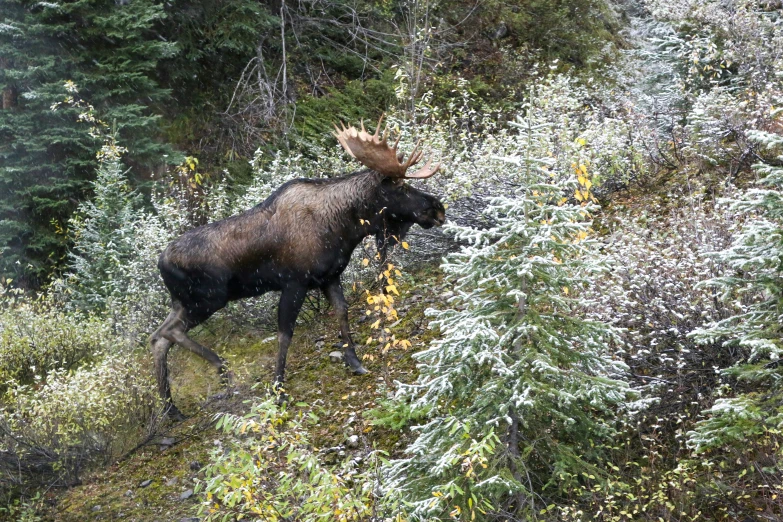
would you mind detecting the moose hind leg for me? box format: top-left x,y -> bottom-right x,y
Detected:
160,304 -> 229,378
323,280 -> 368,375
151,312 -> 185,420
166,326 -> 228,376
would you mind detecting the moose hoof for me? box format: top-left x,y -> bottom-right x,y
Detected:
348,362 -> 369,375
274,391 -> 290,406
219,370 -> 235,386
165,404 -> 187,422
209,389 -> 232,401
270,382 -> 290,406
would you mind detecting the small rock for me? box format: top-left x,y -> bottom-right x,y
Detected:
189,461 -> 202,472
328,351 -> 344,363
346,435 -> 359,448
159,437 -> 176,449
91,505 -> 101,512
315,340 -> 325,349
180,488 -> 194,500
124,489 -> 134,498
166,477 -> 179,487
139,479 -> 152,488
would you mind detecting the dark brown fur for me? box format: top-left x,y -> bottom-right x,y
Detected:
151,170 -> 445,418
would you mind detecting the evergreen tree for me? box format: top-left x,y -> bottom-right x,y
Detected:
382,100 -> 632,520
688,125 -> 783,453
0,0 -> 174,287
63,137 -> 145,311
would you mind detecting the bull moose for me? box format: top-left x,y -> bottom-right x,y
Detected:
151,117 -> 445,418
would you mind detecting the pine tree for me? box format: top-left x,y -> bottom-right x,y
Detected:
63,137 -> 145,311
382,98 -> 632,520
0,0 -> 174,287
688,125 -> 783,453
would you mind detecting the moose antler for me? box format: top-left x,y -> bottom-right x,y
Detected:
333,114 -> 440,179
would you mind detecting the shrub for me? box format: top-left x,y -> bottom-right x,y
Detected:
0,292 -> 112,393
197,395 -> 389,521
1,350 -> 159,493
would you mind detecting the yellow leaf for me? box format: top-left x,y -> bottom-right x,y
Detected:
579,164 -> 587,175
574,190 -> 584,202
563,286 -> 569,295
362,258 -> 370,267
371,319 -> 381,329
401,241 -> 409,250
386,285 -> 400,296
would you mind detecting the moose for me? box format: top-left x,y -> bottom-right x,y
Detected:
151,117 -> 445,418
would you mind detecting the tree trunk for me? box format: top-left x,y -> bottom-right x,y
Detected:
0,57 -> 16,109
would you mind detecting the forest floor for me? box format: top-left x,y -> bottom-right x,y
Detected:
44,266 -> 445,521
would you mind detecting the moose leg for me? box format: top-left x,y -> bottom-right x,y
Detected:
151,311 -> 185,420
274,285 -> 307,390
156,303 -> 227,373
323,280 -> 368,375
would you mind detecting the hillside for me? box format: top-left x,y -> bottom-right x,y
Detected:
2,0 -> 783,521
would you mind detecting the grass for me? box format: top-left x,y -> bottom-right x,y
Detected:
41,265 -> 445,521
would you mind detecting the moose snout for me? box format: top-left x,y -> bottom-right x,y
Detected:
435,210 -> 446,226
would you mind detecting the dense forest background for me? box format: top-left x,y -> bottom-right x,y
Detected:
1,0 -> 783,520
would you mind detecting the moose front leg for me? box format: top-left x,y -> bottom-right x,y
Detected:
323,280 -> 369,375
275,284 -> 308,390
